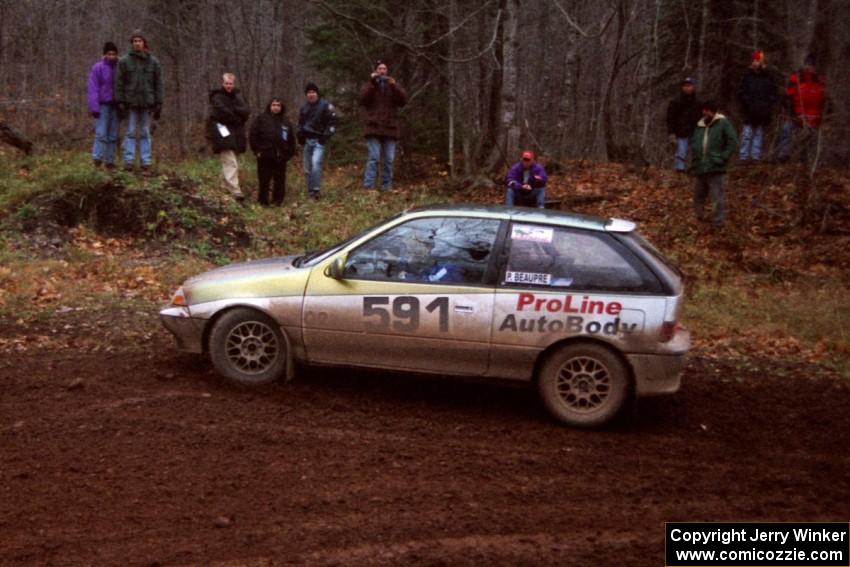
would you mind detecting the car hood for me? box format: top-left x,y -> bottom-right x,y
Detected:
184,255 -> 311,305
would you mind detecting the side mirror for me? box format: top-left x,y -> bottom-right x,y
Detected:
324,256 -> 347,280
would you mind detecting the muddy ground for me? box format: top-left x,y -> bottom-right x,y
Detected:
1,308 -> 849,566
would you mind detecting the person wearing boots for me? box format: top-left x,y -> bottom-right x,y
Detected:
689,101 -> 738,227
249,98 -> 296,206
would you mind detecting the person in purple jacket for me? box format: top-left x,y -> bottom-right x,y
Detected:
505,150 -> 547,208
87,42 -> 119,170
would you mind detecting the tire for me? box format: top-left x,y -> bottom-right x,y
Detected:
208,308 -> 287,385
537,343 -> 630,428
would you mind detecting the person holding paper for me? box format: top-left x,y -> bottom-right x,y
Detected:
207,73 -> 251,201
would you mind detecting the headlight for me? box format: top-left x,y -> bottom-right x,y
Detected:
170,286 -> 188,307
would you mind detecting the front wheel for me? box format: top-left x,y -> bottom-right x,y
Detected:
209,308 -> 287,385
537,343 -> 630,428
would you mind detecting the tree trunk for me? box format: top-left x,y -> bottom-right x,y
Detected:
785,0 -> 819,68
697,0 -> 709,87
484,0 -> 519,173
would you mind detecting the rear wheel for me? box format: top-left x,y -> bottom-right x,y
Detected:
209,308 -> 286,385
537,343 -> 630,427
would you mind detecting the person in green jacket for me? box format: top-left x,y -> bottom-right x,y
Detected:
689,100 -> 738,227
114,30 -> 163,173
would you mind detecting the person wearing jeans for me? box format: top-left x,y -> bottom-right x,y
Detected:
359,61 -> 408,192
302,138 -> 325,198
737,50 -> 778,163
505,150 -> 548,208
123,109 -> 152,168
775,54 -> 827,164
114,30 -> 162,172
297,82 -> 338,199
87,41 -> 119,169
364,137 -> 397,191
666,77 -> 702,172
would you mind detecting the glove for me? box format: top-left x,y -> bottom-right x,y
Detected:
152,103 -> 162,121
91,111 -> 100,119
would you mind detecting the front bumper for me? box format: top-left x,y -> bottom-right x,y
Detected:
160,306 -> 206,353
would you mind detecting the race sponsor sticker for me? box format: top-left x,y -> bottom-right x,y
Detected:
511,224 -> 553,243
505,271 -> 551,285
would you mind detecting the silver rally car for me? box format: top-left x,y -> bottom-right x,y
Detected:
161,204 -> 689,427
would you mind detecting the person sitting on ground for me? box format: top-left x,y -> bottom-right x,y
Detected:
505,150 -> 547,209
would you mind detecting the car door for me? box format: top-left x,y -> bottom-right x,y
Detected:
302,215 -> 503,375
489,222 -> 667,380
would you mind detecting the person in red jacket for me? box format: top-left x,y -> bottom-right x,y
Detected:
776,54 -> 827,163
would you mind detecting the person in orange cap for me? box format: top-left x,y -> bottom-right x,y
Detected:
737,50 -> 778,163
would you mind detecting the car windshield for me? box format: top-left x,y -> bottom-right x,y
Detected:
295,213 -> 404,268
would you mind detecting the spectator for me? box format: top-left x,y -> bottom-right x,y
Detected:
249,97 -> 296,206
359,60 -> 408,192
114,30 -> 163,173
737,50 -> 779,163
297,82 -> 338,200
207,73 -> 251,201
505,150 -> 547,209
666,77 -> 702,172
689,101 -> 738,227
87,41 -> 119,170
776,54 -> 827,164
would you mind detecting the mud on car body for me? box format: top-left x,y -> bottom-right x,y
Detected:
161,204 -> 689,427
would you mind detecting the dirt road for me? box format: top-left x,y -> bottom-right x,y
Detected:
2,310 -> 849,566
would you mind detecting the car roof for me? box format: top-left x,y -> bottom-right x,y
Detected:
405,204 -> 636,233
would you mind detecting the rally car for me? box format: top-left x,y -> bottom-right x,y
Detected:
161,204 -> 689,427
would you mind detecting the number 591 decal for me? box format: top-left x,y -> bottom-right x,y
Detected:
363,296 -> 449,332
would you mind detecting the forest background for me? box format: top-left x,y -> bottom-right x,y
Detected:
1,0 -> 849,174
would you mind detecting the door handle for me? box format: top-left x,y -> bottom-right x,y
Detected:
454,305 -> 474,313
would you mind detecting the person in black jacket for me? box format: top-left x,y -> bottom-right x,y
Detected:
297,82 -> 338,199
207,73 -> 250,200
249,98 -> 296,206
737,50 -> 778,163
666,77 -> 702,172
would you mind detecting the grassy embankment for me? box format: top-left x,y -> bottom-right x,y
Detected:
0,150 -> 846,377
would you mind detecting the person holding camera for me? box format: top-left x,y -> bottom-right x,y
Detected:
505,151 -> 547,208
359,60 -> 408,192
